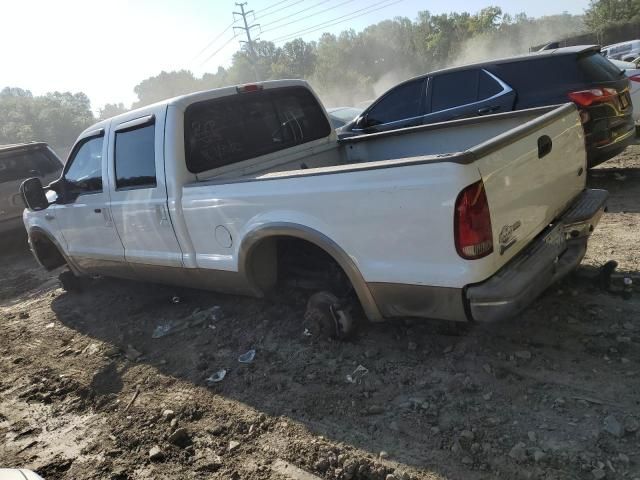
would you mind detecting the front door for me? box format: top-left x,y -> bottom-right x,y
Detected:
53,129 -> 126,275
107,109 -> 183,279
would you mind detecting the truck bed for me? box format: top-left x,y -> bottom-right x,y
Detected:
197,105 -> 560,182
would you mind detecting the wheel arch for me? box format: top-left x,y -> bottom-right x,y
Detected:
27,226 -> 75,272
238,222 -> 383,322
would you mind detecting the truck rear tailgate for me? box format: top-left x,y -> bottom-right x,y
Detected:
470,103 -> 586,272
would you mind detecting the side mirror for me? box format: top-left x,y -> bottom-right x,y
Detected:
20,177 -> 49,211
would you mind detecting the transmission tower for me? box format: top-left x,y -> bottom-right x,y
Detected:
233,2 -> 261,81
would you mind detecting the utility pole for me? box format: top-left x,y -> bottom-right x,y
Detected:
233,2 -> 261,81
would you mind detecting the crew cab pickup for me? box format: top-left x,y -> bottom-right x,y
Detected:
21,80 -> 607,331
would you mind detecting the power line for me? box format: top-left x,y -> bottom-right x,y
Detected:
199,35 -> 238,66
192,20 -> 237,62
254,0 -> 305,20
253,0 -> 296,15
269,0 -> 403,43
261,0 -> 356,34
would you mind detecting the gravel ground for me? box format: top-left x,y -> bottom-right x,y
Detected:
0,148 -> 639,480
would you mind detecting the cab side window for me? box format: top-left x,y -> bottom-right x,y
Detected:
115,122 -> 156,189
65,136 -> 104,194
366,79 -> 425,126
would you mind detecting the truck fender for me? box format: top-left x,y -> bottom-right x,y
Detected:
238,222 -> 384,322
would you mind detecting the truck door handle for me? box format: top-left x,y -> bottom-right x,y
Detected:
45,213 -> 55,221
478,105 -> 500,115
94,208 -> 102,213
538,135 -> 553,158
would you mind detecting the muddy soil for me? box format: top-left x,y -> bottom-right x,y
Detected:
1,149 -> 639,480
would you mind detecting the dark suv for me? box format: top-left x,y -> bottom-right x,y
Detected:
0,142 -> 62,235
340,46 -> 634,167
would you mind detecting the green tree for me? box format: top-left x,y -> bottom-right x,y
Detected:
133,70 -> 201,108
585,0 -> 640,29
99,102 -> 128,120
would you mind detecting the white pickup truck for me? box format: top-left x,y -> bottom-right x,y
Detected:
21,80 -> 607,336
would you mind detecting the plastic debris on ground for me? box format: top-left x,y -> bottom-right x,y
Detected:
346,364 -> 369,384
171,296 -> 181,304
238,349 -> 256,363
303,328 -> 312,337
205,369 -> 227,385
152,306 -> 224,339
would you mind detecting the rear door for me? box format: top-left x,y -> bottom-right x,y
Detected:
424,69 -> 516,124
107,108 -> 183,275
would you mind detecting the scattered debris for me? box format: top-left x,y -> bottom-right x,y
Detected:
346,365 -> 369,384
613,172 -> 627,181
624,416 -> 639,433
171,296 -> 181,304
238,349 -> 256,364
168,427 -> 190,448
508,442 -> 527,462
125,345 -> 142,362
18,312 -> 29,319
228,440 -> 241,452
623,277 -> 633,299
603,415 -> 623,438
205,369 -> 227,385
303,328 -> 312,337
123,385 -> 141,412
162,409 -> 175,421
149,445 -> 164,461
515,350 -> 532,360
152,306 -> 223,338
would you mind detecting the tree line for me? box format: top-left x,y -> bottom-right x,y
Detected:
0,0 -> 632,158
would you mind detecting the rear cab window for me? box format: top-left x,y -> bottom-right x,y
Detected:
185,86 -> 331,174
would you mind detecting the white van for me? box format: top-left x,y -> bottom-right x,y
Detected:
602,40 -> 640,61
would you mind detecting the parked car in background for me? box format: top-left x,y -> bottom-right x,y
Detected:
1,142 -> 62,235
602,40 -> 640,62
340,46 -> 635,167
609,58 -> 640,124
326,107 -> 364,128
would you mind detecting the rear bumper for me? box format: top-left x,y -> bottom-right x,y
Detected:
466,188 -> 608,322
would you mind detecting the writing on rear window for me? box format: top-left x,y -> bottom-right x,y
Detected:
184,86 -> 331,174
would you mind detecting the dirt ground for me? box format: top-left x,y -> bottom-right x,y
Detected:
1,148 -> 639,480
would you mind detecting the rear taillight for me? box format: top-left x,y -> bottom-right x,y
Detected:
629,74 -> 640,83
454,180 -> 493,260
568,87 -> 618,107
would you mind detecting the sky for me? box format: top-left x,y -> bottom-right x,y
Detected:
0,0 -> 589,112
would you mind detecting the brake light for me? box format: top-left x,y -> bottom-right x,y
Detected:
454,180 -> 493,260
629,74 -> 640,83
236,84 -> 263,93
568,87 -> 618,107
